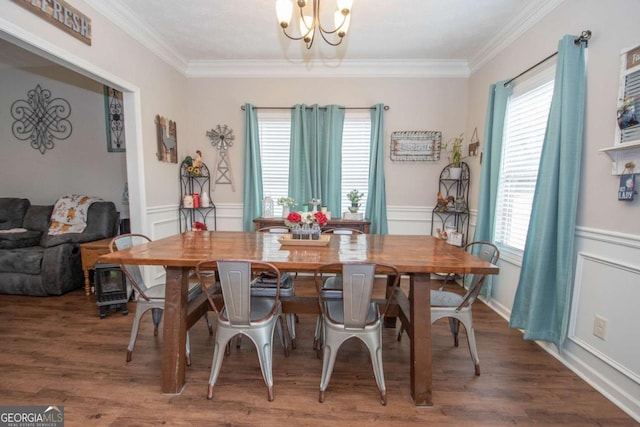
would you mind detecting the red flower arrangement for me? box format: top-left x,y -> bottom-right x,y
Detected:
193,221 -> 208,231
284,211 -> 327,228
313,211 -> 328,226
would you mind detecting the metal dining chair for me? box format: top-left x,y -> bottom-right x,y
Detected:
312,228 -> 365,350
195,259 -> 287,401
397,241 -> 500,375
110,233 -> 213,365
314,261 -> 400,405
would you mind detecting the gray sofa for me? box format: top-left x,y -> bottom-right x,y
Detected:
0,197 -> 119,296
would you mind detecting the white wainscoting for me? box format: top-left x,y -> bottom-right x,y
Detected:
487,226 -> 640,422
145,203 -> 477,236
565,228 -> 640,421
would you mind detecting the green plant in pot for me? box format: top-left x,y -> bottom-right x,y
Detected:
443,133 -> 465,179
277,196 -> 296,218
347,189 -> 364,213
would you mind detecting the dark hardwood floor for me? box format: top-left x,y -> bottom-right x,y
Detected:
0,278 -> 635,426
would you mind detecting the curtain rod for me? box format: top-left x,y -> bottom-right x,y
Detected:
503,30 -> 592,87
240,105 -> 389,111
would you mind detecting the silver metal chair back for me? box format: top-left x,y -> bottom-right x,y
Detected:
111,234 -> 154,297
321,228 -> 364,235
341,263 -> 376,329
459,241 -> 500,309
217,260 -> 256,327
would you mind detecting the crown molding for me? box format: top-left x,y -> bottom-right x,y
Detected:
83,0 -> 187,74
186,59 -> 470,79
468,0 -> 566,73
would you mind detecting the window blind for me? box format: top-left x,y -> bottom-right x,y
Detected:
257,110 -> 371,216
341,111 -> 371,213
494,79 -> 554,253
257,112 -> 291,217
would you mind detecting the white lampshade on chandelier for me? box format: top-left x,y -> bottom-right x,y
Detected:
276,0 -> 353,49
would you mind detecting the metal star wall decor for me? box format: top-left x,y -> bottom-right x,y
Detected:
206,124 -> 236,191
11,84 -> 72,154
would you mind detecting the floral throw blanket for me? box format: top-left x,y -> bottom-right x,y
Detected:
48,195 -> 104,235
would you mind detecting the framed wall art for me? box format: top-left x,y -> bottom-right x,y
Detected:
390,130 -> 442,161
155,115 -> 178,163
104,86 -> 125,152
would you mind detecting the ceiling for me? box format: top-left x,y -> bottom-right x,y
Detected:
3,0 -> 564,76
85,0 -> 564,76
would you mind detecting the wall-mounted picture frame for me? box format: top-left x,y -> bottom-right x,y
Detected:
155,115 -> 178,163
104,86 -> 125,152
390,130 -> 442,161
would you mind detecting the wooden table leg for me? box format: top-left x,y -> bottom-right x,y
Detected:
83,269 -> 91,296
410,273 -> 432,406
161,266 -> 189,394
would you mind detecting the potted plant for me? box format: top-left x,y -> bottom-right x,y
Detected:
346,189 -> 364,213
277,196 -> 296,218
443,133 -> 465,179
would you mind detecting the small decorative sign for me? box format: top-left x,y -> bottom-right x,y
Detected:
155,115 -> 178,163
618,174 -> 635,201
11,0 -> 92,46
447,231 -> 463,247
626,45 -> 640,70
390,130 -> 441,161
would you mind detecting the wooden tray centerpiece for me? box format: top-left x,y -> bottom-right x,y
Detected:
277,234 -> 331,247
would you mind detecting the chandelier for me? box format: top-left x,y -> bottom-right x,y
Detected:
276,0 -> 353,49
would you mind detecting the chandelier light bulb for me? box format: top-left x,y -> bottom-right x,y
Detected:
300,15 -> 314,44
276,0 -> 293,27
276,0 -> 353,49
336,0 -> 353,14
334,10 -> 350,37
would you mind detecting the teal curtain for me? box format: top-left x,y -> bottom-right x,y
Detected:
509,35 -> 587,350
288,104 -> 344,213
365,104 -> 388,234
242,103 -> 263,231
472,82 -> 511,297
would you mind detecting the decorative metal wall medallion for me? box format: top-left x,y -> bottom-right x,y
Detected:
11,84 -> 72,154
104,86 -> 125,152
206,124 -> 235,191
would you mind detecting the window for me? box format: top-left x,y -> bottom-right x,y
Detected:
340,111 -> 370,213
258,112 -> 291,217
257,110 -> 371,216
494,71 -> 555,254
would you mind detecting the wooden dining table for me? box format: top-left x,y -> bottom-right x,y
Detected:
98,231 -> 498,406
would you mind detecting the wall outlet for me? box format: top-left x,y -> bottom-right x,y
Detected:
593,315 -> 607,340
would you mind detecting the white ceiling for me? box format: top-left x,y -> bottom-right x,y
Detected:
3,0 -> 564,76
85,0 -> 564,77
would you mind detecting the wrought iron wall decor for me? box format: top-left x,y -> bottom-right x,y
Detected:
104,86 -> 125,152
155,115 -> 178,163
206,124 -> 236,191
10,84 -> 72,154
